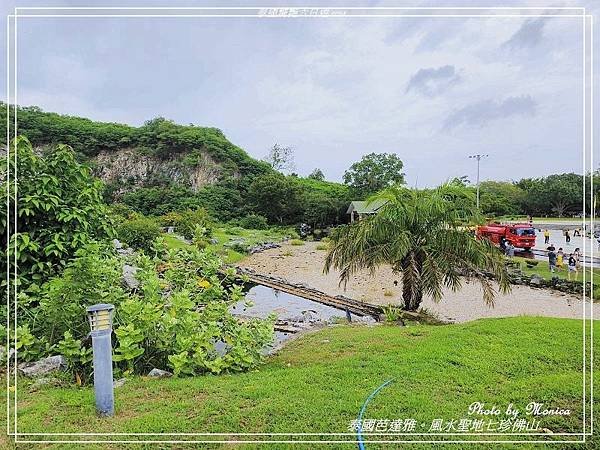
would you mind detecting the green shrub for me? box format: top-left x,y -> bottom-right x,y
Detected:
382,304 -> 402,323
117,216 -> 161,252
192,224 -> 210,250
316,243 -> 329,251
290,239 -> 305,246
160,211 -> 183,227
176,208 -> 213,240
1,137 -> 115,290
17,242 -> 275,382
238,214 -> 269,230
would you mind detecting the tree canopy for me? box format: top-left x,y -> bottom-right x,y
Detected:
325,184 -> 510,311
343,152 -> 405,197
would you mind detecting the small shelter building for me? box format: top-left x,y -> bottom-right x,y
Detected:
346,199 -> 387,223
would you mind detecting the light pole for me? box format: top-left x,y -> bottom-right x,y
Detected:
469,154 -> 488,209
86,303 -> 115,417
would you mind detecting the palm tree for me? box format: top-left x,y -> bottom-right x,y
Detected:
324,183 -> 511,311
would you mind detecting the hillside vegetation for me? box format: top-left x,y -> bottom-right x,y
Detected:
0,104 -> 351,225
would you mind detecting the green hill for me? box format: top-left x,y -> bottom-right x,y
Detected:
1,104 -> 351,224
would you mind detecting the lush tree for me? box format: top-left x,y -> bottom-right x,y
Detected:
1,137 -> 114,289
308,168 -> 325,181
518,174 -> 582,217
325,184 -> 510,311
248,174 -> 304,224
116,216 -> 162,252
343,152 -> 405,197
263,144 -> 295,173
479,181 -> 525,217
296,178 -> 351,228
195,184 -> 245,221
238,214 -> 269,230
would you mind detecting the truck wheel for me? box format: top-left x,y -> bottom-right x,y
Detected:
524,247 -> 531,251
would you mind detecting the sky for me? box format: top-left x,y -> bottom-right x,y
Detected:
2,1 -> 598,187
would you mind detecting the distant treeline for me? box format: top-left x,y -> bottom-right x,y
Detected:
2,103 -> 595,225
466,173 -> 598,218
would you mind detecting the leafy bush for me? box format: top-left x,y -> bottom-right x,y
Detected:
17,242 -> 275,381
14,242 -> 126,381
382,304 -> 402,323
160,211 -> 183,227
117,216 -> 161,252
175,208 -> 214,240
192,224 -> 210,249
109,203 -> 137,222
238,214 -> 269,230
0,136 -> 115,290
290,239 -> 305,246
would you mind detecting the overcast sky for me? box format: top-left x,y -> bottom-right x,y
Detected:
2,1 -> 598,186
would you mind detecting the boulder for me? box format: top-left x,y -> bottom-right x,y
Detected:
354,315 -> 377,325
122,264 -> 140,290
18,355 -> 67,377
112,239 -> 123,250
529,275 -> 544,287
30,377 -> 62,390
147,368 -> 173,378
113,378 -> 127,388
117,247 -> 134,257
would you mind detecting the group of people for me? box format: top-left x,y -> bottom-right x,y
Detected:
542,228 -> 582,244
547,245 -> 581,280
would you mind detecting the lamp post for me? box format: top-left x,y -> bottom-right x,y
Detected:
468,154 -> 488,209
86,303 -> 115,417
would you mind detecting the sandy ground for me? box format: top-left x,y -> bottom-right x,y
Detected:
239,242 -> 599,323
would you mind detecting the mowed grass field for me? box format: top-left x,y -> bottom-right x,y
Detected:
2,317 -> 598,449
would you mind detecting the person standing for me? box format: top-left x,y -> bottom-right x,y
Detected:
557,248 -> 564,271
574,247 -> 582,270
565,229 -> 571,244
499,236 -> 507,252
568,253 -> 578,280
544,229 -> 550,244
505,242 -> 515,258
548,247 -> 557,273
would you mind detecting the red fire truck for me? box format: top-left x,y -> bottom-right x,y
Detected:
476,223 -> 537,251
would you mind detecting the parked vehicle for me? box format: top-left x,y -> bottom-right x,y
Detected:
476,223 -> 536,251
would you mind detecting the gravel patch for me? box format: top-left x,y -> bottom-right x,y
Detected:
239,242 -> 599,323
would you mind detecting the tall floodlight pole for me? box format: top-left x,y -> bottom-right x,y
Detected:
468,154 -> 488,209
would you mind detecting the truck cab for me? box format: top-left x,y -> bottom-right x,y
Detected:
476,223 -> 536,251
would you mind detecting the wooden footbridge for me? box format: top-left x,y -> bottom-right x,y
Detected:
233,267 -> 385,319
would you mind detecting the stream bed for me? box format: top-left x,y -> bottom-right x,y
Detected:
230,284 -> 369,346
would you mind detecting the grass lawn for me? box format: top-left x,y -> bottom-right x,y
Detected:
162,225 -> 296,264
5,317 -> 598,449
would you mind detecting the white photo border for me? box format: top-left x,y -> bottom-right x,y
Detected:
4,5 -> 595,445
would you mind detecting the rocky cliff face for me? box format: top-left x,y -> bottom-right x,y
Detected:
93,148 -> 234,193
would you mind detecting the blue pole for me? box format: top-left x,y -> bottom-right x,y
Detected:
91,328 -> 114,416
